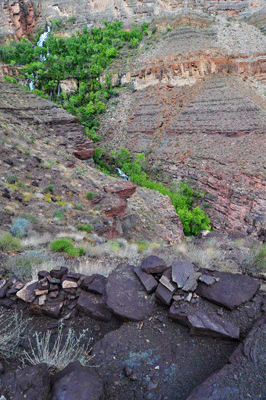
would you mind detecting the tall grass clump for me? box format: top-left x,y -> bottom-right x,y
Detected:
23,324 -> 92,371
0,311 -> 30,358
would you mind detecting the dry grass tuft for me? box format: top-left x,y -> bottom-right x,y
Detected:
23,324 -> 92,371
0,310 -> 31,358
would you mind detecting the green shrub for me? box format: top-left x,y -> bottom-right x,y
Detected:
74,203 -> 84,211
50,238 -> 73,253
0,233 -> 23,252
77,224 -> 93,232
43,184 -> 54,194
136,240 -> 149,253
7,175 -> 18,184
50,238 -> 86,257
20,213 -> 37,224
86,192 -> 95,200
94,149 -> 211,236
4,75 -> 17,84
53,210 -> 65,220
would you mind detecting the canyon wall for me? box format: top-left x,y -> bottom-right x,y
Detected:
0,0 -> 266,42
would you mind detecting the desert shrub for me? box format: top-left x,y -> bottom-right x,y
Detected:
23,324 -> 92,371
7,175 -> 18,184
0,233 -> 23,252
50,238 -> 86,257
50,238 -> 73,253
53,210 -> 65,220
74,203 -> 84,211
86,192 -> 95,200
20,213 -> 37,224
42,184 -> 54,194
5,250 -> 51,280
10,218 -> 32,238
0,310 -> 31,358
239,241 -> 266,274
77,224 -> 93,233
136,240 -> 149,253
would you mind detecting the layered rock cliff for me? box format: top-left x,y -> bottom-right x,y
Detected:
98,17 -> 266,236
0,0 -> 266,42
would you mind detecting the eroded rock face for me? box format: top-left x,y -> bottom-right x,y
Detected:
101,72 -> 266,235
0,0 -> 265,43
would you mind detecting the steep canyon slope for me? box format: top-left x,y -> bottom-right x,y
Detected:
98,15 -> 266,236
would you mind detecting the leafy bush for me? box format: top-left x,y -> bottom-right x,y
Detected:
50,238 -> 86,257
4,75 -> 17,84
77,224 -> 93,232
94,149 -> 211,236
86,192 -> 95,200
53,210 -> 65,220
0,233 -> 23,252
0,21 -> 146,140
10,218 -> 32,238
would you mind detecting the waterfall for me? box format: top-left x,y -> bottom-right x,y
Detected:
28,25 -> 51,91
116,168 -> 130,181
37,26 -> 51,62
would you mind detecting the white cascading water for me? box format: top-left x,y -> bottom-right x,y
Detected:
116,168 -> 130,181
28,25 -> 51,90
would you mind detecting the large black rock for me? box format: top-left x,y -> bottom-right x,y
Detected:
106,263 -> 155,321
0,363 -> 50,400
196,269 -> 260,310
52,366 -> 103,400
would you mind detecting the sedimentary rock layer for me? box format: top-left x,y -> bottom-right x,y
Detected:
100,73 -> 266,234
0,0 -> 265,42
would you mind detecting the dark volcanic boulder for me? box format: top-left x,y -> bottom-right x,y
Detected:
196,270 -> 260,310
141,255 -> 167,274
172,260 -> 194,288
77,290 -> 112,322
186,318 -> 266,400
52,367 -> 103,400
169,303 -> 240,340
106,263 -> 155,321
0,363 -> 50,400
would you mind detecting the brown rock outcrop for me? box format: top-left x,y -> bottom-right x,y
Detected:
104,181 -> 137,199
72,149 -> 95,160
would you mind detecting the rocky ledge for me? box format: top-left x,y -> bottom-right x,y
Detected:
0,255 -> 265,399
